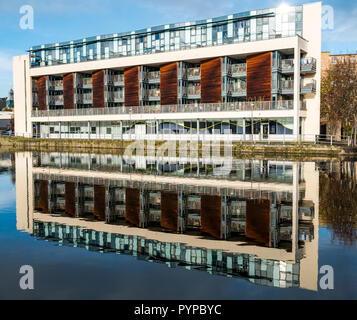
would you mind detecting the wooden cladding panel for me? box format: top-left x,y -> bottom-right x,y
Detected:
125,188 -> 141,227
160,62 -> 178,105
246,52 -> 272,101
124,66 -> 140,107
160,191 -> 178,232
93,185 -> 106,221
246,199 -> 271,247
65,182 -> 76,217
200,195 -> 222,239
39,180 -> 49,213
92,70 -> 105,108
201,58 -> 222,103
63,73 -> 74,109
37,76 -> 47,110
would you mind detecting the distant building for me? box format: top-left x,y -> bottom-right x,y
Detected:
0,98 -> 6,111
6,89 -> 14,109
320,52 -> 357,137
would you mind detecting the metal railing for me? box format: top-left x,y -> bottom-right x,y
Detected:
146,71 -> 160,81
32,100 -> 296,118
301,79 -> 316,92
281,59 -> 294,71
301,58 -> 316,72
184,85 -> 201,96
49,96 -> 64,105
229,63 -> 246,75
30,32 -> 308,68
111,74 -> 124,84
186,67 -> 201,78
280,80 -> 294,91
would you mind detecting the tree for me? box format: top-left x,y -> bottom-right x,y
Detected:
321,60 -> 357,145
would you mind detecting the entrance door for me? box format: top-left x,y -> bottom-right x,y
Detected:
262,123 -> 269,140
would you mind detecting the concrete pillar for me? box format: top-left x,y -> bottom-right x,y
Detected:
293,45 -> 301,142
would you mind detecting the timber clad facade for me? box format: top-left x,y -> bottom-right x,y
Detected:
247,53 -> 272,101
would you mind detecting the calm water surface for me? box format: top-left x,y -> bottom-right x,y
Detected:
0,152 -> 356,299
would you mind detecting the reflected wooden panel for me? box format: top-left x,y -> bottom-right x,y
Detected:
93,185 -> 106,221
161,191 -> 178,232
124,66 -> 140,106
63,73 -> 74,109
125,188 -> 141,227
92,70 -> 105,108
200,194 -> 222,239
246,199 -> 271,247
65,182 -> 76,217
37,76 -> 47,110
201,57 -> 222,103
160,62 -> 178,105
39,180 -> 49,213
247,52 -> 272,101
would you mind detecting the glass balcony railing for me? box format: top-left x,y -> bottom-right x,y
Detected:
146,89 -> 160,99
280,80 -> 294,92
109,91 -> 124,101
186,68 -> 201,79
78,78 -> 93,87
76,93 -> 92,103
281,59 -> 294,72
32,100 -> 297,118
229,63 -> 247,75
49,95 -> 64,105
301,79 -> 316,93
184,85 -> 201,96
146,71 -> 160,82
301,58 -> 317,73
112,74 -> 124,84
228,84 -> 246,95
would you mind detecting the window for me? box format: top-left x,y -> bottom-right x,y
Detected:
50,127 -> 54,134
91,127 -> 96,134
331,57 -> 337,64
106,127 -> 112,135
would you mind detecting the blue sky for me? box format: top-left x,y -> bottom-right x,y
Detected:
0,0 -> 356,96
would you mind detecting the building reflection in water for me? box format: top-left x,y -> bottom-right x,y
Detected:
15,151 -> 319,291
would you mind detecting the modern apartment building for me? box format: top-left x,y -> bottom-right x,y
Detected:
15,151 -> 319,290
13,2 -> 321,142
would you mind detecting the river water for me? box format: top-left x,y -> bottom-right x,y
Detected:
0,151 -> 356,299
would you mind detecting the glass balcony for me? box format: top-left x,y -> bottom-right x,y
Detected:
48,80 -> 63,90
184,85 -> 201,98
76,93 -> 92,104
108,91 -> 124,102
228,83 -> 246,96
146,71 -> 160,83
146,88 -> 160,101
49,95 -> 64,105
301,58 -> 317,74
229,63 -> 247,76
280,80 -> 294,94
32,100 -> 296,118
112,74 -> 124,85
78,78 -> 93,88
186,67 -> 201,80
301,79 -> 316,93
281,59 -> 294,73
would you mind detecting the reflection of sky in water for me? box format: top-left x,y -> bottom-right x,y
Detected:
0,161 -> 357,299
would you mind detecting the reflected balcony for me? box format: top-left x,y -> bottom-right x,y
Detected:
49,95 -> 64,106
